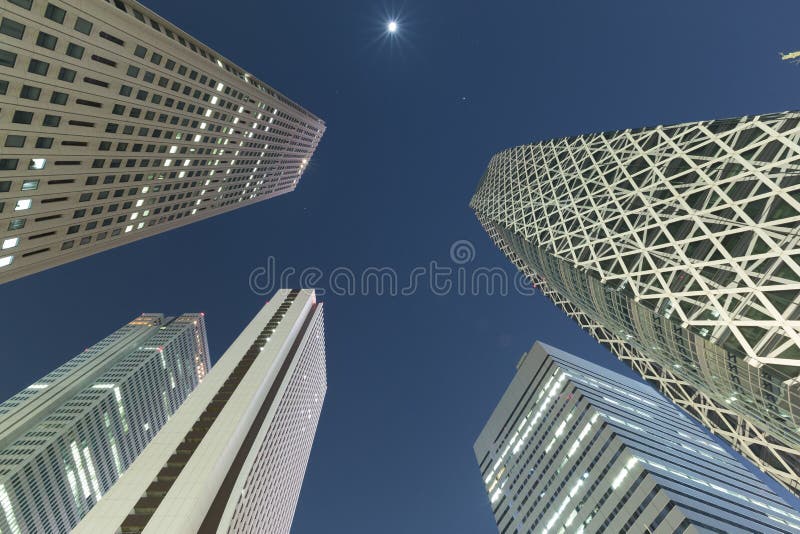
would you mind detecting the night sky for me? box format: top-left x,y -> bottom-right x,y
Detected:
3,1 -> 800,532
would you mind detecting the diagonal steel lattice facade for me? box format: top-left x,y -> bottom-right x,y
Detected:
471,111 -> 800,494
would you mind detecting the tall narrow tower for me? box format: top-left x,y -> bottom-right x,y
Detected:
0,0 -> 324,283
74,289 -> 327,533
471,112 -> 800,492
0,312 -> 210,533
475,342 -> 800,533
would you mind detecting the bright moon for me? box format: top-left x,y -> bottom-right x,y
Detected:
387,21 -> 398,33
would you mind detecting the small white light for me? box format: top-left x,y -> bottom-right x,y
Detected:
135,199 -> 144,207
2,237 -> 18,250
387,20 -> 398,33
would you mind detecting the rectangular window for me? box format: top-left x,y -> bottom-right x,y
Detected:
36,31 -> 57,49
134,45 -> 147,58
44,4 -> 66,23
12,111 -> 33,125
28,59 -> 50,76
66,43 -> 85,59
0,18 -> 25,39
35,137 -> 54,149
0,80 -> 7,94
74,17 -> 92,35
21,179 -> 39,190
50,91 -> 68,105
42,114 -> 60,127
58,67 -> 76,82
126,65 -> 140,77
0,159 -> 19,170
150,53 -> 162,65
19,85 -> 41,100
0,50 -> 17,69
5,135 -> 25,148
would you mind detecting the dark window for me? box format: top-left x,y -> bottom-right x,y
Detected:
5,135 -> 25,148
91,54 -> 116,67
74,17 -> 92,35
58,67 -> 76,82
42,115 -> 60,126
150,52 -> 162,65
12,111 -> 33,124
36,31 -> 57,49
83,77 -> 108,88
66,43 -> 85,59
0,49 -> 15,68
28,59 -> 49,76
105,123 -> 118,134
0,159 -> 19,170
8,0 -> 33,8
98,31 -> 124,46
112,104 -> 125,115
50,91 -> 68,105
0,18 -> 25,39
165,59 -> 175,70
35,137 -> 53,149
85,176 -> 98,185
0,80 -> 7,94
44,4 -> 66,24
119,85 -> 132,97
134,45 -> 147,58
73,209 -> 86,218
143,71 -> 154,83
19,85 -> 41,100
67,225 -> 79,234
127,65 -> 140,77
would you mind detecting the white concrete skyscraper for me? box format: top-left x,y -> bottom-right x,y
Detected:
74,289 -> 327,533
475,342 -> 800,533
0,312 -> 210,533
0,0 -> 324,283
471,112 -> 800,493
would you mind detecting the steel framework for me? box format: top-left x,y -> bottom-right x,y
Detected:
472,112 -> 800,494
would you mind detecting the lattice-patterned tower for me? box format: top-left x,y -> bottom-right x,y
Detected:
471,112 -> 800,494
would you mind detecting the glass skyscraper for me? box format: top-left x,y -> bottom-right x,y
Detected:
471,112 -> 800,493
74,289 -> 327,533
0,0 -> 324,283
0,312 -> 210,533
475,341 -> 800,533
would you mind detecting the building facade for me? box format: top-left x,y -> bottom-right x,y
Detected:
475,342 -> 800,533
73,289 -> 327,533
0,0 -> 325,283
0,312 -> 210,533
471,112 -> 800,492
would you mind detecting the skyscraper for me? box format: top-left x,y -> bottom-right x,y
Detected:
73,289 -> 327,533
0,0 -> 325,283
475,341 -> 800,533
471,112 -> 800,493
0,312 -> 210,533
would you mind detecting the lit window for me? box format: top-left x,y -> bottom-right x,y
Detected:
125,225 -> 133,233
0,255 -> 13,267
14,199 -> 31,211
21,179 -> 39,190
28,158 -> 46,170
2,237 -> 18,249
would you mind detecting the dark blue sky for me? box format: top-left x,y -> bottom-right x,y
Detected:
2,1 -> 800,532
